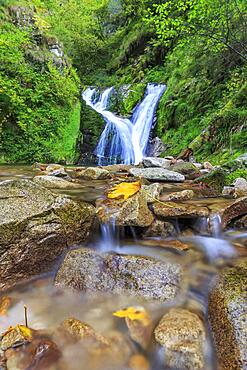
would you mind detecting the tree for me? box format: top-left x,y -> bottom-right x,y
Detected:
145,0 -> 247,61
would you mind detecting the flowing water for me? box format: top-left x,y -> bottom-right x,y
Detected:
0,165 -> 246,370
82,84 -> 166,165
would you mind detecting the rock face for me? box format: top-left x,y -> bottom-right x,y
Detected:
209,259 -> 247,370
143,220 -> 176,238
142,157 -> 171,169
234,178 -> 247,197
33,175 -> 80,189
97,192 -> 154,227
0,180 -> 95,290
55,247 -> 182,302
76,167 -> 111,180
129,168 -> 185,182
154,308 -> 206,370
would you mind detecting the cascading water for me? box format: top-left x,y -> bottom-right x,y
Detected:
82,84 -> 166,165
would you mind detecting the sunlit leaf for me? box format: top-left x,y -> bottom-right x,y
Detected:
107,181 -> 141,200
113,307 -> 150,326
2,325 -> 33,341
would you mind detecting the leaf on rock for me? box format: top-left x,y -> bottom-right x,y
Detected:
113,307 -> 150,326
107,181 -> 141,200
1,325 -> 33,350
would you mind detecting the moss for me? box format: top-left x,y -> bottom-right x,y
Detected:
225,169 -> 247,185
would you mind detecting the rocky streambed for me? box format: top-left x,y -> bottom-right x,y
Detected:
0,158 -> 246,370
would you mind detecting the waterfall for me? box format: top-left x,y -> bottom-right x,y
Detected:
82,83 -> 166,165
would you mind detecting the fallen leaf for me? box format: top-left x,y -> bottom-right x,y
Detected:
113,307 -> 150,326
1,325 -> 33,350
0,297 -> 12,316
107,181 -> 141,200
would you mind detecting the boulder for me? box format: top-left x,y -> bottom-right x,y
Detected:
219,196 -> 247,228
203,161 -> 214,171
33,175 -> 80,189
100,164 -> 132,173
222,186 -> 235,197
233,214 -> 247,229
147,137 -> 166,157
152,202 -> 209,219
0,180 -> 95,290
141,183 -> 163,203
55,247 -> 182,302
96,192 -> 154,227
209,258 -> 247,370
171,162 -> 200,179
76,167 -> 111,180
154,308 -> 206,370
142,157 -> 171,169
129,168 -> 185,182
143,220 -> 176,238
194,168 -> 227,192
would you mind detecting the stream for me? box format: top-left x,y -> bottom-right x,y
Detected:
0,165 -> 246,370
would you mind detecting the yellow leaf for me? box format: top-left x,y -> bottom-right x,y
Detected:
113,307 -> 150,326
2,325 -> 33,341
107,181 -> 141,200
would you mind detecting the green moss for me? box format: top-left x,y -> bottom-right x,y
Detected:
225,169 -> 247,185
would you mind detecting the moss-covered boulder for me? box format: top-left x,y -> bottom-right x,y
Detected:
171,162 -> 200,179
194,168 -> 227,192
209,259 -> 247,370
0,180 -> 95,290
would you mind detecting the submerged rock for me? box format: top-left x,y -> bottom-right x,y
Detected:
143,220 -> 176,238
161,189 -> 194,201
129,168 -> 185,182
0,180 -> 95,290
209,259 -> 247,370
142,157 -> 171,169
76,167 -> 111,180
55,247 -> 182,302
154,308 -> 206,370
33,175 -> 80,189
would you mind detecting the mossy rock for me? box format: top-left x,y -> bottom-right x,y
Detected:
171,162 -> 200,179
194,168 -> 227,192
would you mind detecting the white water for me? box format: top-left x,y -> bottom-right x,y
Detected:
82,84 -> 166,165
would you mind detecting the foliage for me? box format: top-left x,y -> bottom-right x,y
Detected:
225,169 -> 247,185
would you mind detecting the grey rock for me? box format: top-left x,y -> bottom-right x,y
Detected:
142,183 -> 163,203
33,175 -> 80,189
129,168 -> 185,182
171,162 -> 200,179
209,259 -> 247,370
222,186 -> 235,197
147,137 -> 166,157
76,167 -> 111,180
55,247 -> 182,302
0,180 -> 95,290
154,308 -> 206,370
161,189 -> 194,201
234,177 -> 247,197
142,157 -> 171,169
143,220 -> 176,238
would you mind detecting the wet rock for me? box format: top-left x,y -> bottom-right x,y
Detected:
1,326 -> 32,351
234,177 -> 247,198
143,220 -> 176,238
194,167 -> 226,192
171,162 -> 200,179
141,183 -> 163,203
161,189 -> 194,201
220,196 -> 247,228
61,318 -> 109,347
209,258 -> 247,370
129,168 -> 185,182
147,137 -> 166,157
154,308 -> 206,370
97,192 -> 154,227
152,202 -> 209,219
76,167 -> 111,180
100,164 -> 132,173
0,180 -> 95,290
233,214 -> 247,229
193,163 -> 203,170
55,247 -> 182,302
33,175 -> 80,189
124,308 -> 153,349
142,157 -> 171,169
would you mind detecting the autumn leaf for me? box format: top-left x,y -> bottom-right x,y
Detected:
107,181 -> 141,200
113,307 -> 150,326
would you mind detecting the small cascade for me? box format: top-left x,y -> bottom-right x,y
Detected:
82,83 -> 166,165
